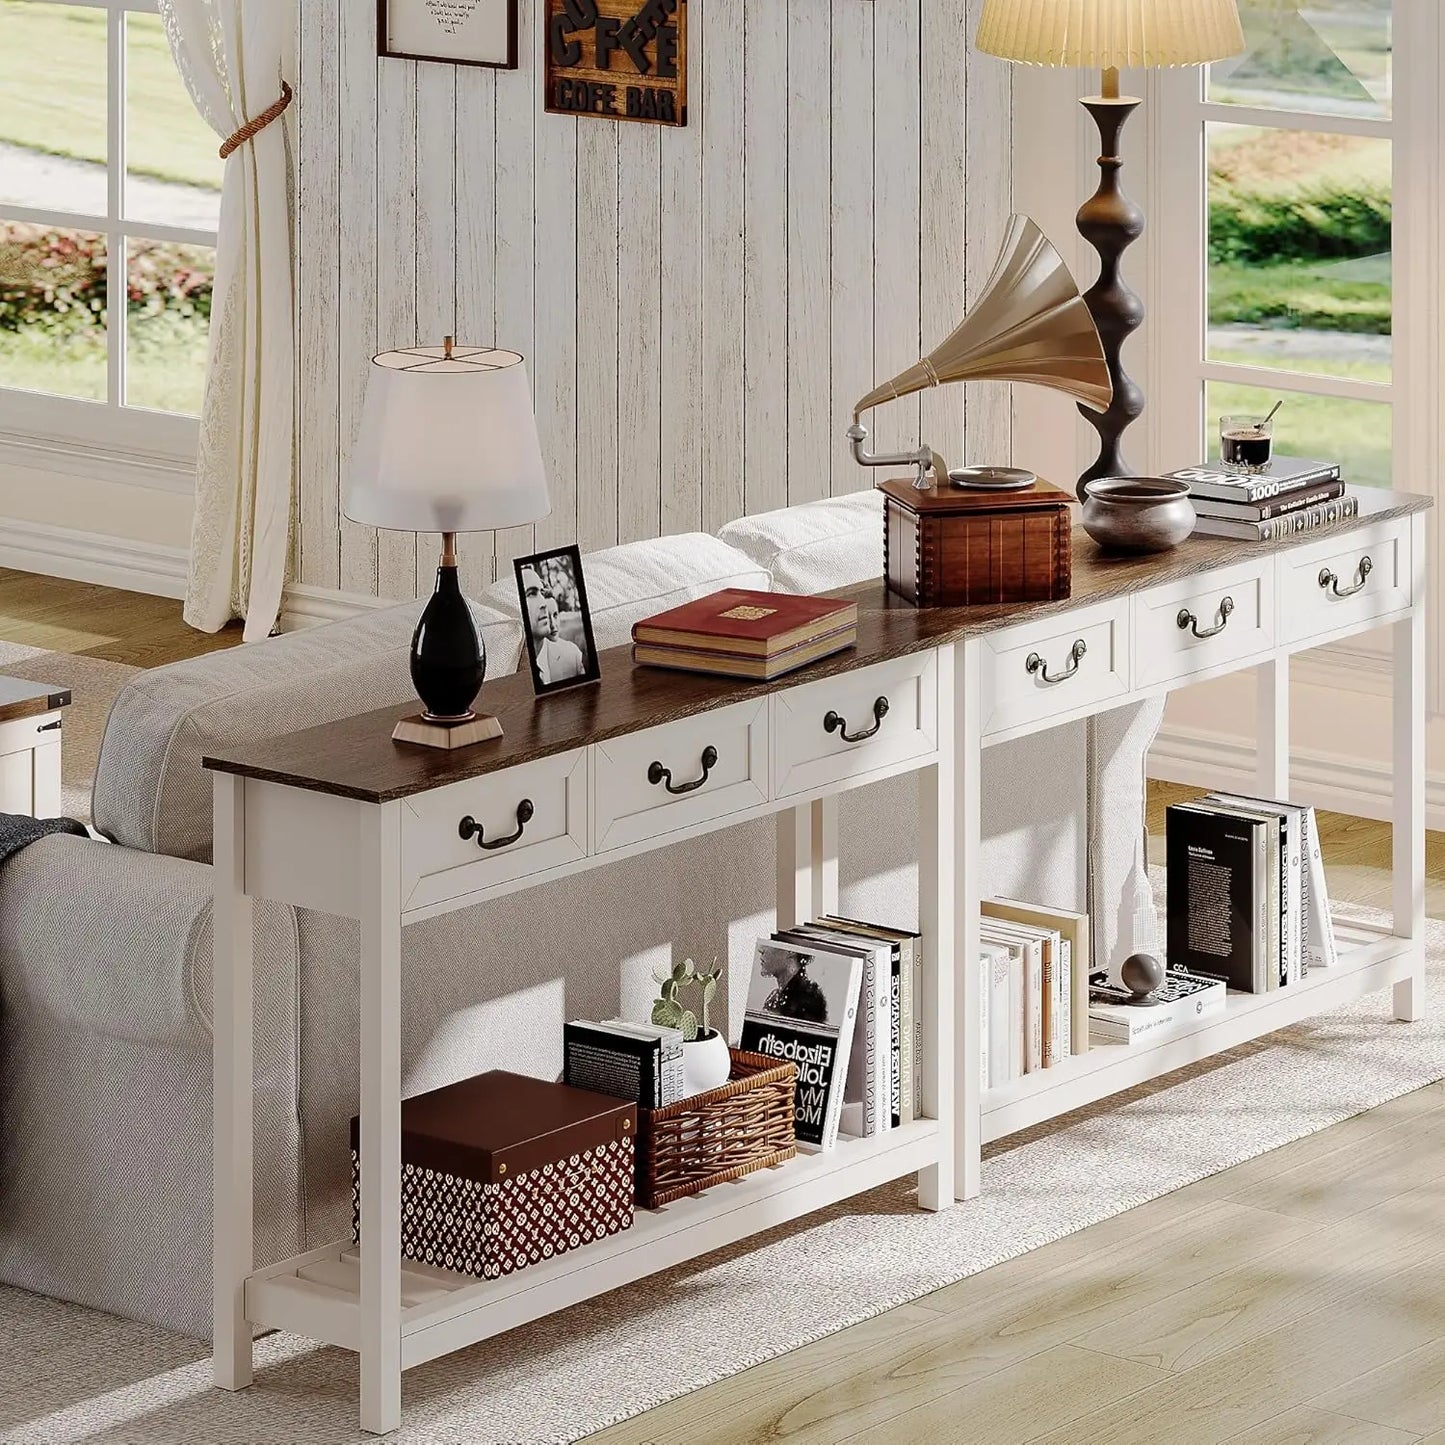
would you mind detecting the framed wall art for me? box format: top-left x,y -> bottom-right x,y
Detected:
379,0 -> 519,70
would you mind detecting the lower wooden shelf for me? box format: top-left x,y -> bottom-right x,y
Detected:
981,914 -> 1419,1144
245,1118 -> 943,1369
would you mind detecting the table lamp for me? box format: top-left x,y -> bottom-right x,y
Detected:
346,339 -> 551,749
976,0 -> 1245,496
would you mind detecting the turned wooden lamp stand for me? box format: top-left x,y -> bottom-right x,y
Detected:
975,0 -> 1247,498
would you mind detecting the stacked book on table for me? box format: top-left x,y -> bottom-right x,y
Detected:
742,917 -> 920,1150
631,588 -> 858,680
1166,793 -> 1338,994
1165,456 -> 1355,540
978,899 -> 1090,1087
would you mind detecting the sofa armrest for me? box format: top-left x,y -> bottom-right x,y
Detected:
0,834 -> 298,1051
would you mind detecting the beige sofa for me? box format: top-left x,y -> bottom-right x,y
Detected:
0,490 -> 1161,1336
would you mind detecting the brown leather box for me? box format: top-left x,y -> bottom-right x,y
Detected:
350,1070 -> 636,1280
880,476 -> 1074,606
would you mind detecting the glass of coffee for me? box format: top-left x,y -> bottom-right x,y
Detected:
1220,414 -> 1274,472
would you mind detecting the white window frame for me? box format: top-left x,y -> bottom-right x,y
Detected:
0,0 -> 214,468
1014,5 -> 1443,712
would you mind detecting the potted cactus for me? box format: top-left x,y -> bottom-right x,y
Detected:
651,957 -> 730,1096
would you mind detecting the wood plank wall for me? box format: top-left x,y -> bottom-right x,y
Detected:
297,0 -> 1013,603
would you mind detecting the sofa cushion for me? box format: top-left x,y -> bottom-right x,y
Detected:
717,489 -> 883,594
484,533 -> 770,651
92,599 -> 523,864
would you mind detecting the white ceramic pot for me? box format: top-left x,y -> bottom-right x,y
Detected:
682,1030 -> 732,1097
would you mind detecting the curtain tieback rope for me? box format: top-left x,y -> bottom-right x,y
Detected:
219,80 -> 294,160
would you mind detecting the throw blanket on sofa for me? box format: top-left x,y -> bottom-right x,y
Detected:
0,813 -> 87,868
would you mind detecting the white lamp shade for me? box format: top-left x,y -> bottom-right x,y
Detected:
345,345 -> 552,534
976,0 -> 1244,69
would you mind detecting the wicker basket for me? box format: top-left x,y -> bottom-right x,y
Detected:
637,1049 -> 797,1208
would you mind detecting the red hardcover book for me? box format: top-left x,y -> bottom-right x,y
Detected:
632,589 -> 859,658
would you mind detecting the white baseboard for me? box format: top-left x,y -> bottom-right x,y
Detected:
0,517 -> 188,599
1149,722 -> 1445,833
279,583 -> 390,629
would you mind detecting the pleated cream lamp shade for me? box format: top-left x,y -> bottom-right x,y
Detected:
976,0 -> 1244,71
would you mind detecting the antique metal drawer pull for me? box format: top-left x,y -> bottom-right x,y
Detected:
1319,555 -> 1373,598
823,696 -> 890,743
458,799 -> 535,851
1026,640 -> 1086,685
649,746 -> 719,795
1177,596 -> 1235,640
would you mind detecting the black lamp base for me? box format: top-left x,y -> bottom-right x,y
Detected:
396,553 -> 499,750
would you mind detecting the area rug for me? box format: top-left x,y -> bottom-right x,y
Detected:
0,641 -> 138,820
1,909 -> 1442,1445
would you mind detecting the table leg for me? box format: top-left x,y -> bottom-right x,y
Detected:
31,728 -> 61,818
1393,519 -> 1426,1023
213,772 -> 254,1391
1255,656 -> 1290,801
812,796 -> 839,920
776,807 -> 813,933
359,804 -> 403,1435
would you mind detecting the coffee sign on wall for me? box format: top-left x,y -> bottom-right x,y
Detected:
545,0 -> 687,126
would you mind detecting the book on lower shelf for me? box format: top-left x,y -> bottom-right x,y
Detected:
1088,969 -> 1226,1045
563,1019 -> 687,1108
738,938 -> 862,1150
1166,796 -> 1335,995
978,899 -> 1091,1090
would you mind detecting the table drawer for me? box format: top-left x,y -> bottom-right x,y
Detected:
771,652 -> 938,799
979,600 -> 1129,737
400,750 -> 589,912
1280,520 -> 1412,646
1132,559 -> 1275,689
592,698 -> 769,853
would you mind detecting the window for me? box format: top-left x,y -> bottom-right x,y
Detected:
0,0 -> 220,453
1152,0 -> 1401,487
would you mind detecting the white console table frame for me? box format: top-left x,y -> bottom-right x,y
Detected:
209,501 -> 1428,1435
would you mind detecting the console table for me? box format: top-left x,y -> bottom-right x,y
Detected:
0,676 -> 69,817
205,487 -> 1430,1435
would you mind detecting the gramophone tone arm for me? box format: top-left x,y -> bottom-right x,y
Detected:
847,422 -> 946,491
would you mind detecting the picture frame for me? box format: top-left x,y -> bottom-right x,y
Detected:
379,0 -> 519,70
514,545 -> 603,696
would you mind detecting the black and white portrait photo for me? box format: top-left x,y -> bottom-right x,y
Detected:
754,943 -> 832,1026
514,545 -> 601,696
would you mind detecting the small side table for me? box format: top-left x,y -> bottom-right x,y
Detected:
0,677 -> 72,817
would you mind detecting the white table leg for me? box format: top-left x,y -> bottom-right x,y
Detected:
1393,518 -> 1426,1023
1256,655 -> 1290,800
31,730 -> 61,817
213,772 -> 254,1391
359,803 -> 404,1435
918,643 -> 972,1208
776,807 -> 813,933
812,796 -> 840,920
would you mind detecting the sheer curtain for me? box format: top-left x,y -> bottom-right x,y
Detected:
159,0 -> 296,641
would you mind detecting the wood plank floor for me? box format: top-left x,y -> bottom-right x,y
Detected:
0,567 -> 240,668
2,573 -> 1440,1445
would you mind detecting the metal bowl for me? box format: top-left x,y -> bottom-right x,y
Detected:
1081,477 -> 1197,555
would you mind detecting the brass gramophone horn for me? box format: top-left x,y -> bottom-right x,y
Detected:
849,215 -> 1112,489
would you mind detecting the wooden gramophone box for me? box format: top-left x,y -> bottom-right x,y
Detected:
880,477 -> 1074,607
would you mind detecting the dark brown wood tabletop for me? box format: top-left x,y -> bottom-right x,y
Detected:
204,486 -> 1431,804
0,675 -> 73,723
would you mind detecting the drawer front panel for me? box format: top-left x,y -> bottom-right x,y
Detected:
771,652 -> 939,799
1133,559 -> 1275,689
980,601 -> 1129,737
592,699 -> 769,853
401,750 -> 589,912
1280,521 -> 1412,646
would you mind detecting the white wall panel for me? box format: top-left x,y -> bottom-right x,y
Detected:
298,1 -> 1013,600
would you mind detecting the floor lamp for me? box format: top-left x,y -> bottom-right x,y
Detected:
975,0 -> 1245,498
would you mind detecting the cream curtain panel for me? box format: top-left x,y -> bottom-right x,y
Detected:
159,0 -> 296,641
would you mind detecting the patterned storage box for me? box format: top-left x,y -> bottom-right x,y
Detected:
350,1070 -> 635,1281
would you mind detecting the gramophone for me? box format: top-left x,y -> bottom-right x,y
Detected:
849,216 -> 1113,608
847,215 -> 1112,493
